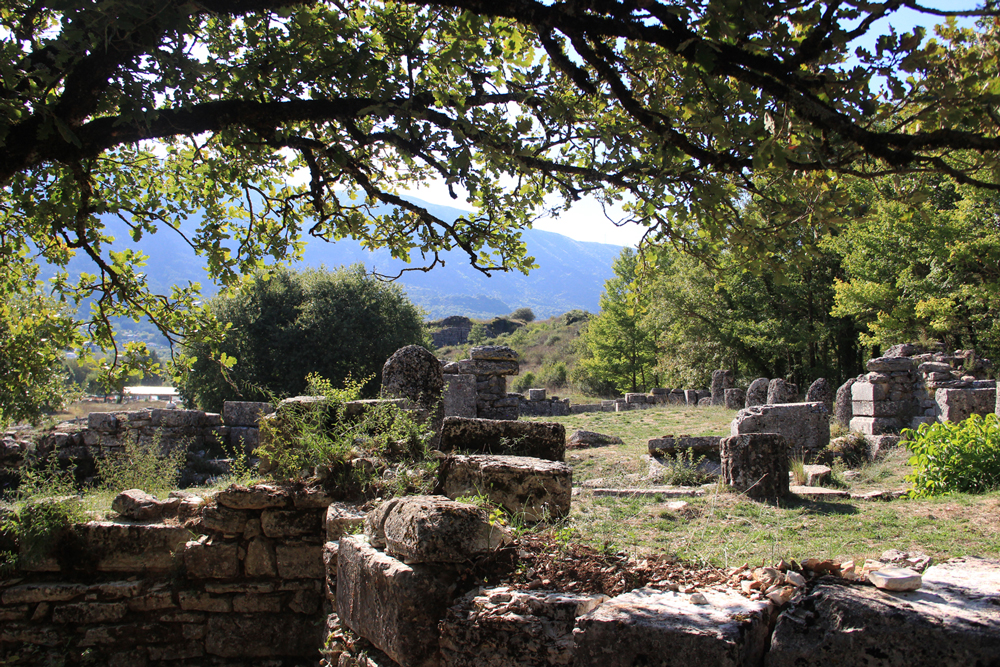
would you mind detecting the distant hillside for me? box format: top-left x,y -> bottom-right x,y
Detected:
41,197 -> 624,338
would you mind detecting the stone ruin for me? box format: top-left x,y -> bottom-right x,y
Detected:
443,345 -> 520,420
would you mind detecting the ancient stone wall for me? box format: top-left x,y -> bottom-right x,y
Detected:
442,346 -> 521,420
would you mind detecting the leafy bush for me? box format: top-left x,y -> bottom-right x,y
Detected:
509,307 -> 535,322
511,371 -> 537,394
538,361 -> 568,388
903,414 -> 1000,497
655,450 -> 713,486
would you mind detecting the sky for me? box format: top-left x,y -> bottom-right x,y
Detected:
401,1 -> 983,248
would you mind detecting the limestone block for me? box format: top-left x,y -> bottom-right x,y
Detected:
647,436 -> 721,459
849,416 -> 901,435
681,389 -> 697,405
834,378 -> 856,429
111,489 -> 170,521
440,586 -> 607,667
215,483 -> 292,510
527,388 -> 546,401
745,378 -> 769,408
326,503 -> 366,542
443,374 -> 477,419
50,601 -> 127,624
567,430 -> 624,447
276,542 -> 324,579
767,557 -> 1000,667
697,389 -> 711,401
2,583 -> 87,605
438,454 -> 572,522
711,369 -> 735,406
720,433 -> 789,501
150,408 -> 205,428
228,426 -> 259,455
867,356 -> 915,373
851,399 -> 911,418
261,509 -> 321,539
70,522 -> 189,573
724,388 -> 746,410
377,495 -> 510,564
440,417 -> 565,461
625,393 -> 647,404
383,345 -> 445,446
936,387 -> 996,423
805,378 -> 833,412
698,396 -> 713,407
455,359 -> 520,376
729,402 -> 830,456
651,387 -> 669,396
244,537 -> 278,578
573,587 -> 772,667
200,505 -> 247,535
87,412 -> 118,431
204,613 -> 324,658
470,345 -> 520,362
667,392 -> 686,405
851,382 -> 888,402
183,538 -> 240,579
338,534 -> 461,667
222,400 -> 274,427
767,379 -> 798,405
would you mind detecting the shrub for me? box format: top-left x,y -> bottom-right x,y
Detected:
538,361 -> 568,388
511,371 -> 537,394
96,431 -> 187,498
467,322 -> 492,345
655,450 -> 713,486
509,307 -> 535,322
903,414 -> 1000,497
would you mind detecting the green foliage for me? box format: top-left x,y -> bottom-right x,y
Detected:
177,266 -> 426,412
255,374 -> 433,485
654,450 -> 713,487
537,361 -> 568,388
467,322 -> 492,345
95,432 -> 187,498
904,415 -> 1000,497
509,307 -> 535,323
577,249 -> 658,394
511,372 -> 537,394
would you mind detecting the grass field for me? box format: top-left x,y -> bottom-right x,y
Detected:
526,406 -> 1000,568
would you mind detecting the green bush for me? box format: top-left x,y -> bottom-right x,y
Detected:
511,371 -> 537,394
96,431 -> 187,498
538,361 -> 568,388
655,449 -> 713,486
903,414 -> 1000,497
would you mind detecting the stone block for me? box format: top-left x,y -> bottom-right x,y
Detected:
440,417 -> 565,461
851,399 -> 910,417
201,505 -> 247,535
326,503 -> 366,542
244,537 -> 278,578
767,557 -> 1000,667
444,374 -> 477,419
70,522 -> 189,573
724,388 -> 746,410
222,401 -> 274,427
573,587 -> 772,667
150,408 -> 205,428
745,378 -> 769,408
936,387 -> 996,423
455,359 -> 520,376
711,369 -> 735,406
647,436 -> 721,459
87,412 -> 118,431
51,601 -> 127,624
698,396 -> 713,407
382,345 -> 445,447
338,535 -> 461,667
183,539 -> 240,579
867,356 -> 915,373
440,586 -> 607,667
178,590 -> 232,612
729,402 -> 829,456
851,382 -> 887,402
625,393 -> 647,404
834,378 -> 856,429
276,542 -> 324,579
215,484 -> 291,510
527,388 -> 546,401
2,583 -> 87,605
470,345 -> 519,362
720,433 -> 789,501
372,495 -> 509,564
261,509 -> 321,539
849,416 -> 901,435
568,430 -> 624,447
438,454 -> 573,522
228,426 -> 259,455
204,613 -> 325,658
767,379 -> 798,404
684,390 -> 699,405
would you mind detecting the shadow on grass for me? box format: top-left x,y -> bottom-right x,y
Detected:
781,496 -> 859,516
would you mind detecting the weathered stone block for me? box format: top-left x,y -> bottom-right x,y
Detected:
276,542 -> 324,579
745,378 -> 769,408
374,495 -> 509,564
326,503 -> 366,542
573,587 -> 772,667
805,378 -> 833,412
711,369 -> 735,406
724,388 -> 746,410
849,416 -> 901,435
261,509 -> 321,538
851,382 -> 887,402
222,400 -> 274,427
228,426 -> 259,455
625,393 -> 647,404
443,374 -> 477,419
441,586 -> 606,667
215,484 -> 291,510
338,535 -> 461,667
2,583 -> 87,605
51,601 -> 127,624
730,402 -> 829,457
382,345 -> 445,445
767,379 -> 798,404
201,505 -> 247,535
683,389 -> 699,406
244,537 -> 278,578
527,388 -> 546,401
438,454 -> 572,522
87,412 -> 118,431
568,430 -> 624,447
720,433 -> 789,501
183,539 -> 239,579
440,417 -> 565,461
455,359 -> 520,376
834,378 -> 856,429
470,345 -> 520,362
936,387 -> 996,423
767,557 -> 1000,667
867,356 -> 915,373
851,400 -> 911,417
204,613 -> 324,658
150,408 -> 206,428
73,522 -> 190,573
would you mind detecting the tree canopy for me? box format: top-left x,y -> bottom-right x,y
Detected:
176,265 -> 427,413
4,0 -> 1000,369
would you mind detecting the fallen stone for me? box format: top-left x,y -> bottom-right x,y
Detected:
573,587 -> 773,667
768,557 -> 1000,667
745,378 -> 769,408
869,567 -> 922,591
338,534 -> 461,667
568,430 -> 624,447
376,495 -> 510,564
440,586 -> 606,667
720,433 -> 789,501
438,454 -> 572,522
802,464 -> 831,487
788,486 -> 850,499
730,402 -> 830,457
440,417 -> 566,461
111,489 -> 168,521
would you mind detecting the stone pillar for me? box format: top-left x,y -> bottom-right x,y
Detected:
381,345 -> 445,446
834,378 -> 856,430
805,378 -> 834,414
767,379 -> 798,405
724,388 -> 746,410
720,433 -> 789,501
710,370 -> 734,406
745,378 -> 769,408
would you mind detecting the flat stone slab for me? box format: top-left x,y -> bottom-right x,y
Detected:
441,586 -> 606,667
573,587 -> 773,667
440,417 -> 566,461
568,430 -> 624,447
589,487 -> 706,498
438,455 -> 572,522
730,402 -> 830,457
788,486 -> 850,499
869,567 -> 922,591
768,557 -> 1000,667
